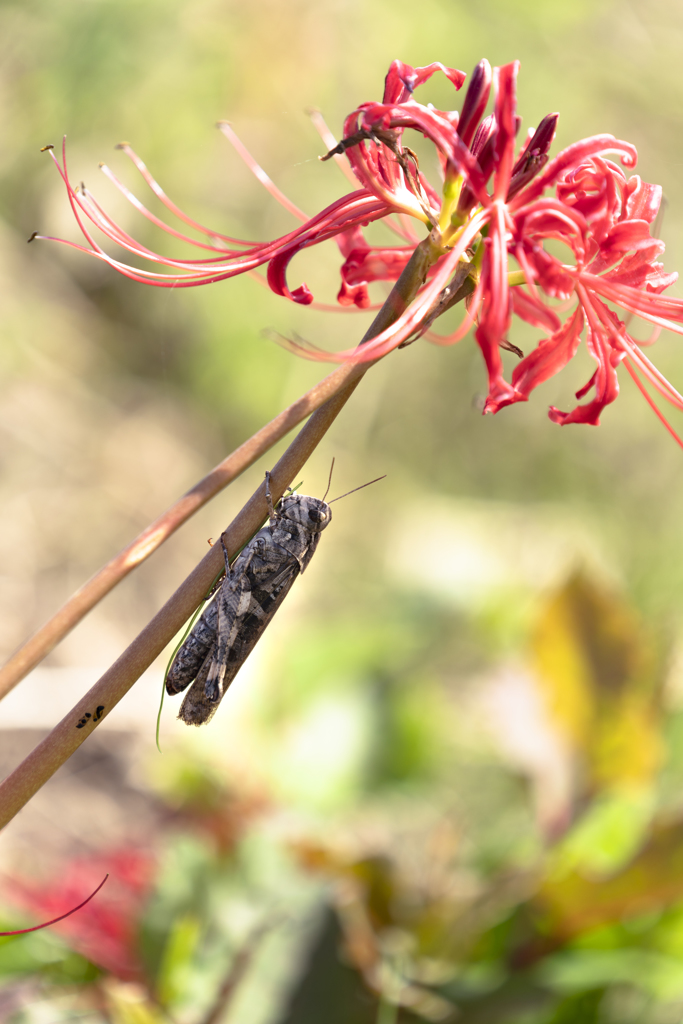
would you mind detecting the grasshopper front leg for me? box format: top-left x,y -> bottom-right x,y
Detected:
265,470 -> 283,526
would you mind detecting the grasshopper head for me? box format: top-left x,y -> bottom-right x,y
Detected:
278,493 -> 332,533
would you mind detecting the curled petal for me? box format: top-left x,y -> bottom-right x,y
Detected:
603,219 -> 659,252
267,246 -> 314,304
515,196 -> 589,261
575,370 -> 598,400
337,280 -> 371,308
382,59 -> 466,104
625,176 -> 662,224
610,246 -> 667,278
549,289 -> 621,425
512,306 -> 584,398
525,248 -> 576,299
340,244 -> 416,287
511,135 -> 638,208
275,212 -> 487,363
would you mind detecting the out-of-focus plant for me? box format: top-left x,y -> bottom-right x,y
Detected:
4,570 -> 683,1023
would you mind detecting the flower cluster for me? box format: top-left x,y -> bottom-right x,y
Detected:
37,59 -> 683,440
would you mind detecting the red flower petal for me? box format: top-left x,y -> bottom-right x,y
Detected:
382,60 -> 466,104
512,306 -> 584,398
603,219 -> 658,252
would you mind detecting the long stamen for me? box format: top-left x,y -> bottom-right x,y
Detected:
621,340 -> 683,411
42,142 -> 393,290
217,121 -> 309,223
590,298 -> 683,412
623,358 -> 683,449
98,165 -> 253,252
116,142 -> 251,243
80,185 -> 246,264
308,107 -> 360,187
584,273 -> 683,335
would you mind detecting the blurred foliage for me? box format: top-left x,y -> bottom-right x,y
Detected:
3,0 -> 683,1022
5,570 -> 683,1023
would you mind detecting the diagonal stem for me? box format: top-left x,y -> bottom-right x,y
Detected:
0,241 -> 431,705
0,240 -> 433,831
0,361 -> 363,703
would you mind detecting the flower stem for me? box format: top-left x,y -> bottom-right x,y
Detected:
0,362 -> 362,703
0,240 -> 433,832
0,242 -> 431,706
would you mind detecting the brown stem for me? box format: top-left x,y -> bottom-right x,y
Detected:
0,361 -> 362,703
0,241 -> 431,704
0,240 -> 432,832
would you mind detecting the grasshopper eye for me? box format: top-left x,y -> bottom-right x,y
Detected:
308,507 -> 326,523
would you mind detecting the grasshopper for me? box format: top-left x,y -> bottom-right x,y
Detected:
166,468 -> 382,726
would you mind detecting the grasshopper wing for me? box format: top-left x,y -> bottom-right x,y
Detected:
178,559 -> 301,726
166,599 -> 219,695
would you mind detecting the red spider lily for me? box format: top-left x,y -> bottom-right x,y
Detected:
486,147 -> 683,436
7,849 -> 154,981
33,58 -> 683,443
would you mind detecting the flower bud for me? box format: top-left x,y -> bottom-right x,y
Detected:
458,59 -> 492,148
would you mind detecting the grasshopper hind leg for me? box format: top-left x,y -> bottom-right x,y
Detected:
204,655 -> 225,704
178,643 -> 220,726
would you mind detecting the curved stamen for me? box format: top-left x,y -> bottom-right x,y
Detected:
218,121 -> 309,223
0,875 -> 109,936
623,357 -> 683,449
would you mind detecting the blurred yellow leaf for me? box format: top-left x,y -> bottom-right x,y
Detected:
530,572 -> 662,793
532,578 -> 595,746
592,693 -> 662,788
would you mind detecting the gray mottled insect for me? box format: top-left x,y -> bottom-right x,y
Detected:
168,468 -> 370,727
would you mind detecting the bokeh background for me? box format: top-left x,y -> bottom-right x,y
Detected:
2,0 -> 683,1021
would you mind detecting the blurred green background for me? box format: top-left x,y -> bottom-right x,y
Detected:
3,0 -> 683,1021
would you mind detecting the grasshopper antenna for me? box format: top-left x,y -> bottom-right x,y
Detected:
329,475 -> 386,504
322,458 -> 335,502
